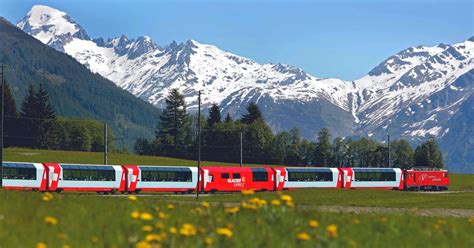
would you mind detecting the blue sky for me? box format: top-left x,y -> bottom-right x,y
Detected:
1,0 -> 472,80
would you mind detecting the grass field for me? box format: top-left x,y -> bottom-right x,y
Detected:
0,190 -> 473,248
2,148 -> 474,247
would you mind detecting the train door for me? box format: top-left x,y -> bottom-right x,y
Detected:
202,169 -> 211,191
126,166 -> 139,192
44,163 -> 61,191
272,168 -> 286,191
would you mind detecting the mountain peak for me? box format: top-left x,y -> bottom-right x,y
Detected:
17,5 -> 89,45
468,36 -> 474,42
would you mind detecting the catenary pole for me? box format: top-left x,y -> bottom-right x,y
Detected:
196,91 -> 201,198
387,133 -> 391,168
104,122 -> 108,165
0,64 -> 4,187
240,132 -> 243,167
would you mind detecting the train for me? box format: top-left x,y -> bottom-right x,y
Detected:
1,161 -> 450,193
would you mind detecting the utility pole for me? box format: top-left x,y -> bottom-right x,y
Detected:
0,64 -> 4,187
104,122 -> 108,165
387,133 -> 391,168
196,91 -> 201,199
240,132 -> 243,167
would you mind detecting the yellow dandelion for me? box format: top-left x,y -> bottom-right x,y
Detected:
224,207 -> 240,215
216,227 -> 233,238
37,242 -> 47,248
194,207 -> 204,214
167,203 -> 175,209
241,189 -> 255,195
169,227 -> 178,234
271,199 -> 281,206
62,245 -> 71,248
44,216 -> 58,226
145,234 -> 162,242
154,206 -> 160,212
296,232 -> 311,241
42,192 -> 53,201
241,202 -> 257,209
468,218 -> 474,224
128,195 -> 138,201
352,218 -> 360,224
140,212 -> 153,221
201,201 -> 210,208
380,217 -> 388,223
91,236 -> 100,243
155,222 -> 164,229
204,236 -> 214,246
158,212 -> 169,219
326,224 -> 338,238
280,194 -> 293,202
142,225 -> 153,232
131,211 -> 141,219
135,241 -> 151,248
308,219 -> 319,228
179,223 -> 197,236
286,201 -> 295,208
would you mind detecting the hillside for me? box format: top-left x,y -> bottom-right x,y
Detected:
0,17 -> 160,149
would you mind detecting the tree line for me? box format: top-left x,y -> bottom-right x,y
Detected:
2,82 -> 114,152
135,89 -> 444,168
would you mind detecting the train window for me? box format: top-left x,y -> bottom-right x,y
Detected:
354,170 -> 396,182
233,173 -> 241,179
139,167 -> 192,182
222,173 -> 229,179
2,164 -> 37,180
287,169 -> 333,182
252,172 -> 268,182
61,165 -> 115,181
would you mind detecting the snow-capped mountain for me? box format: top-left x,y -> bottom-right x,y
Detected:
16,5 -> 474,172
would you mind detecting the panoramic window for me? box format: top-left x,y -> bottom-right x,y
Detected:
140,167 -> 192,182
2,163 -> 37,180
61,165 -> 115,181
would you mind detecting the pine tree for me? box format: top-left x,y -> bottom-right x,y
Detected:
224,113 -> 233,123
414,139 -> 444,168
155,89 -> 190,156
34,84 -> 59,149
2,81 -> 19,147
391,139 -> 414,169
314,128 -> 332,166
207,103 -> 222,128
241,102 -> 263,124
20,85 -> 38,147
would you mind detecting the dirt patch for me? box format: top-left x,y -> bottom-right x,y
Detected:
17,152 -> 39,156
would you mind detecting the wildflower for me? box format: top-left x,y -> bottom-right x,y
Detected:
140,212 -> 153,221
135,241 -> 151,248
91,236 -> 100,243
37,242 -> 47,248
380,217 -> 388,223
326,224 -> 338,238
271,199 -> 281,206
201,201 -> 210,208
216,227 -> 233,238
44,216 -> 58,226
142,225 -> 153,232
204,236 -> 214,245
131,211 -> 141,219
128,195 -> 138,201
155,222 -> 164,229
62,245 -> 71,248
437,219 -> 447,225
180,223 -> 197,236
469,218 -> 474,224
169,227 -> 178,234
224,207 -> 240,215
296,232 -> 311,241
57,233 -> 68,240
145,234 -> 162,242
241,189 -> 255,195
194,207 -> 204,214
158,212 -> 169,219
280,194 -> 293,202
352,218 -> 360,224
167,203 -> 175,209
286,201 -> 295,208
308,219 -> 319,228
42,192 -> 53,201
241,202 -> 257,210
225,223 -> 234,229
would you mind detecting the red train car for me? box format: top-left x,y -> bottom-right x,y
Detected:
199,167 -> 275,192
404,168 -> 449,191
